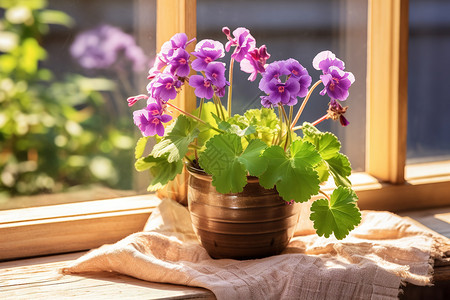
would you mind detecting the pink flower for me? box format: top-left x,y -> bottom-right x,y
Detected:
240,45 -> 270,81
133,102 -> 172,137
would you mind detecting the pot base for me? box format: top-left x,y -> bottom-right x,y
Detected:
187,166 -> 301,260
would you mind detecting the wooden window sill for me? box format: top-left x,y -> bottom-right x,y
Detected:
1,161 -> 450,261
0,251 -> 215,299
1,207 -> 449,299
0,195 -> 161,261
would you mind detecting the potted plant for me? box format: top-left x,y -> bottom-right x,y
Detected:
128,27 -> 361,259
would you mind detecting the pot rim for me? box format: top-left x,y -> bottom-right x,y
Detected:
186,163 -> 260,183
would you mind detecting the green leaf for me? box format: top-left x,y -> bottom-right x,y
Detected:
310,186 -> 361,239
302,123 -> 341,160
238,139 -> 268,176
135,154 -> 183,191
229,108 -> 280,146
135,136 -> 150,159
316,160 -> 330,183
151,115 -> 199,163
302,122 -> 351,186
259,140 -> 321,203
199,134 -> 246,193
327,153 -> 352,187
199,134 -> 267,193
193,102 -> 227,147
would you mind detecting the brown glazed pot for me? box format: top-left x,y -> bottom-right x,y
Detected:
187,165 -> 301,260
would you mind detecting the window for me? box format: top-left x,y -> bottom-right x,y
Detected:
407,0 -> 450,163
1,0 -> 450,261
0,0 -> 157,210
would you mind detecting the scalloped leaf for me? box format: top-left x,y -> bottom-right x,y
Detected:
302,122 -> 351,186
238,139 -> 268,176
198,134 -> 267,193
259,140 -> 321,203
135,154 -> 183,191
193,102 -> 227,147
151,115 -> 199,163
310,186 -> 361,239
327,153 -> 352,187
135,136 -> 150,159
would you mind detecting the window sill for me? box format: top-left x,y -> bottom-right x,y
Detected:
1,161 -> 449,261
1,206 -> 448,299
0,195 -> 160,261
0,251 -> 215,299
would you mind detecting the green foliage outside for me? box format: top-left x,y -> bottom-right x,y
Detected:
0,0 -> 135,200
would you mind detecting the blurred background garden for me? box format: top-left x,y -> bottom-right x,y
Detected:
0,0 -> 156,208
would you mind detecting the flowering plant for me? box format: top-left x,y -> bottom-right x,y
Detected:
129,27 -> 361,240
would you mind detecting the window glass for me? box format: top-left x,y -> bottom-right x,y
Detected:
197,0 -> 367,171
407,0 -> 450,163
0,0 -> 156,209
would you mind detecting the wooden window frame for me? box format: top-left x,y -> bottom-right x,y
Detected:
1,0 -> 449,261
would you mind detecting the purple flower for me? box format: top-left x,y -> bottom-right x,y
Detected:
133,102 -> 172,137
320,66 -> 355,101
223,27 -> 256,62
169,48 -> 191,77
70,25 -> 148,71
240,45 -> 271,81
191,39 -> 225,71
264,77 -> 300,106
150,73 -> 179,101
205,62 -> 226,88
214,84 -> 228,98
127,94 -> 149,107
258,61 -> 290,93
189,75 -> 214,99
327,99 -> 350,127
260,96 -> 273,108
285,58 -> 312,98
170,33 -> 196,50
312,50 -> 345,74
153,33 -> 196,73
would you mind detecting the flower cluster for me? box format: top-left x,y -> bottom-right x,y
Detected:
259,59 -> 312,107
129,27 -> 355,137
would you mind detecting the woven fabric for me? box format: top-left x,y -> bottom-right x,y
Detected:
62,199 -> 446,300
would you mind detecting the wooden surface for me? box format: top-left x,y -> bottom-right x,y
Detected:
0,252 -> 215,299
366,0 -> 409,183
0,207 -> 449,298
0,196 -> 160,261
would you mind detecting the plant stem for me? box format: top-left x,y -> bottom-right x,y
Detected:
195,98 -> 205,161
312,114 -> 330,126
280,105 -> 292,151
277,105 -> 283,146
184,155 -> 193,164
227,58 -> 235,118
291,80 -> 322,130
188,143 -> 202,149
292,113 -> 331,131
213,95 -> 226,121
198,98 -> 204,118
166,102 -> 223,133
319,189 -> 331,201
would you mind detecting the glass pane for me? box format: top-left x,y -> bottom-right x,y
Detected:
197,0 -> 367,171
0,0 -> 156,209
407,0 -> 450,163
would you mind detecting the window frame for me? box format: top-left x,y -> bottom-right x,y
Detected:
1,0 -> 449,261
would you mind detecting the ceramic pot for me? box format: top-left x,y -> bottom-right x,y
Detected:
187,165 -> 301,260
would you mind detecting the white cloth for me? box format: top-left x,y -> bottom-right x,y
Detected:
62,199 -> 447,300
